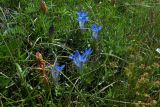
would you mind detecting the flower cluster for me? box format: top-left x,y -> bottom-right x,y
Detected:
49,63 -> 65,82
69,48 -> 93,69
48,11 -> 102,82
77,11 -> 102,39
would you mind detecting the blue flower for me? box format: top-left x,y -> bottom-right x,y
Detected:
50,63 -> 65,82
78,48 -> 92,63
69,48 -> 92,69
91,24 -> 102,39
69,50 -> 82,68
77,11 -> 89,30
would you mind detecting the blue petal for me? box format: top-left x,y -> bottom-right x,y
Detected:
55,64 -> 65,72
77,17 -> 89,22
75,50 -> 81,57
73,58 -> 82,68
84,48 -> 93,56
91,24 -> 102,33
69,54 -> 74,59
81,48 -> 92,63
77,11 -> 89,23
77,11 -> 88,17
98,26 -> 102,30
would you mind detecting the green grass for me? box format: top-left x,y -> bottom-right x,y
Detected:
0,0 -> 160,106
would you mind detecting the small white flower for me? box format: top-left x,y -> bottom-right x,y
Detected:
156,48 -> 160,54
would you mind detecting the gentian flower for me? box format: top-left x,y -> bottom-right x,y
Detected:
69,48 -> 92,69
77,11 -> 89,30
81,48 -> 93,63
49,63 -> 65,82
91,24 -> 102,40
156,48 -> 160,54
69,50 -> 82,68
